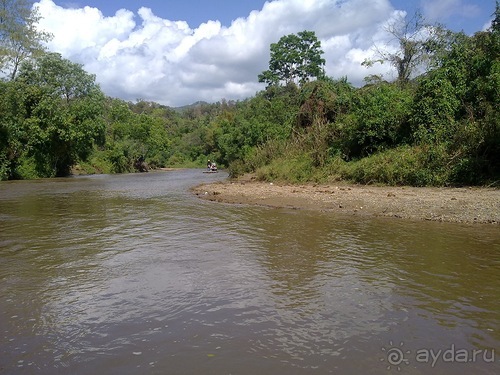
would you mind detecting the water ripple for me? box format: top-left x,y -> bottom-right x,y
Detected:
1,171 -> 499,374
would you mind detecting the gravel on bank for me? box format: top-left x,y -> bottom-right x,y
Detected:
192,177 -> 499,225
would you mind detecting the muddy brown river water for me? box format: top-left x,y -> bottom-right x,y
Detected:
0,170 -> 498,374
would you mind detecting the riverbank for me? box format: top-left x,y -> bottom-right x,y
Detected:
192,176 -> 499,224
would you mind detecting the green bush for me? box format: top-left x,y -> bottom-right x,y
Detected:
334,145 -> 452,186
255,152 -> 315,183
13,155 -> 39,180
339,83 -> 413,158
76,151 -> 114,175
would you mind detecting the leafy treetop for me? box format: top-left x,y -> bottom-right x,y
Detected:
259,30 -> 325,87
0,0 -> 52,80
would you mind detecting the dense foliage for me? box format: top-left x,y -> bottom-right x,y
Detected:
1,2 -> 499,186
1,53 -> 105,178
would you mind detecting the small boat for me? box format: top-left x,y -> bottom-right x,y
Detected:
204,162 -> 218,173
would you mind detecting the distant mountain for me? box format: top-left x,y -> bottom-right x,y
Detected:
173,101 -> 210,113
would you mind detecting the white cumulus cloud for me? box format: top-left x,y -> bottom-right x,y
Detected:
34,0 -> 404,106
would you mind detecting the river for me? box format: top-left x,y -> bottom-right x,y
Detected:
0,170 -> 498,374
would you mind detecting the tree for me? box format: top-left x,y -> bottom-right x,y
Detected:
16,53 -> 105,177
259,30 -> 325,87
362,12 -> 454,84
491,0 -> 500,33
103,99 -> 172,172
0,0 -> 52,80
0,78 -> 25,179
337,82 -> 413,158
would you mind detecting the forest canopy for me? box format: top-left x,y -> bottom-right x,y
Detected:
0,1 -> 499,186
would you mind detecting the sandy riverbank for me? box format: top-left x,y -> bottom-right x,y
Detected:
192,176 -> 499,224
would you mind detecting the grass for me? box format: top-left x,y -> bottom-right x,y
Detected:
249,144 -> 461,187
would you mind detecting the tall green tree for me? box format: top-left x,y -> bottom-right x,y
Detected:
259,30 -> 325,87
0,0 -> 52,80
16,53 -> 105,177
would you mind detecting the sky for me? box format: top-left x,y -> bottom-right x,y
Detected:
31,0 -> 495,107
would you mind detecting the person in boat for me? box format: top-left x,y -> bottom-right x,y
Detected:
210,162 -> 217,171
207,159 -> 212,170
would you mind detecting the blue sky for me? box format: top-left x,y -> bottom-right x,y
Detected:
48,0 -> 493,33
33,0 -> 495,106
51,1 -> 271,28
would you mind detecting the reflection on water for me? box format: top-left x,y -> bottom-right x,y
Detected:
0,170 -> 499,374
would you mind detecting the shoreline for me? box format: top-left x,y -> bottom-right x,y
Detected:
192,177 -> 499,224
